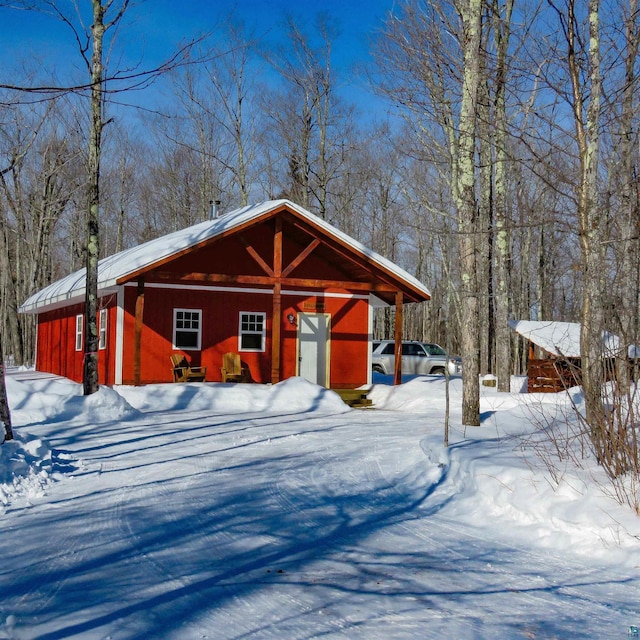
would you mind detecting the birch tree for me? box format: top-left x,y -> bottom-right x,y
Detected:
373,0 -> 486,424
552,0 -> 605,430
455,0 -> 484,425
541,0 -> 639,477
0,0 -> 130,395
81,0 -> 130,395
492,0 -> 514,392
0,0 -> 204,393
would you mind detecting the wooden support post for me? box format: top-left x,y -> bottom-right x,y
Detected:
271,283 -> 282,383
271,219 -> 283,384
394,291 -> 403,386
133,278 -> 144,386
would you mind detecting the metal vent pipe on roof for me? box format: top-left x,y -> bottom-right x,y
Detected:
209,199 -> 222,220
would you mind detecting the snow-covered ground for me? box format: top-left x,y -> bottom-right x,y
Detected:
1,371 -> 639,639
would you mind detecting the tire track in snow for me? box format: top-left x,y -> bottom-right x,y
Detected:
7,407 -> 637,640
127,415 -> 323,638
258,409 -> 636,639
195,425 -> 336,636
365,436 -> 639,639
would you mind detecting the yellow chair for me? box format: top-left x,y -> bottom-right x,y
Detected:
170,354 -> 206,382
220,352 -> 249,383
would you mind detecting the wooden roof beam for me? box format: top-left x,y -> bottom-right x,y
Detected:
282,238 -> 321,277
288,219 -> 408,291
238,235 -> 274,277
152,270 -> 400,294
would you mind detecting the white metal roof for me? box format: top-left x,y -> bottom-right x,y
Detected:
20,199 -> 431,314
509,320 -> 622,358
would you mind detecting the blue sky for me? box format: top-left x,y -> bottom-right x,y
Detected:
0,0 -> 396,110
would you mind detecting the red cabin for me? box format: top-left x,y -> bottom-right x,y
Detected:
20,200 -> 431,388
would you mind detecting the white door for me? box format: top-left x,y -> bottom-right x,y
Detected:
298,313 -> 330,387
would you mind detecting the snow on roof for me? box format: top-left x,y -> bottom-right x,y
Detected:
509,320 -> 622,358
20,199 -> 431,314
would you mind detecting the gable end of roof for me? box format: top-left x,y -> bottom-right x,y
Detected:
20,200 -> 431,313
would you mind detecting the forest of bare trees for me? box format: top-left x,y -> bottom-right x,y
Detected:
2,1 -> 640,449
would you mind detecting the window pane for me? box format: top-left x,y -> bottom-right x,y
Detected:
99,309 -> 107,350
424,343 -> 446,356
174,309 -> 201,350
177,311 -> 199,330
241,333 -> 262,350
75,315 -> 83,351
241,314 -> 262,332
175,331 -> 199,349
239,312 -> 265,352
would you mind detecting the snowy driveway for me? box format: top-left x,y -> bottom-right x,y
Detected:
1,378 -> 639,639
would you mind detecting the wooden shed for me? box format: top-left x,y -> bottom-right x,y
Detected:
509,320 -> 581,392
20,200 -> 431,388
510,320 -> 624,392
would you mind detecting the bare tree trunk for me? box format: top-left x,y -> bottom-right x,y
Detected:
83,0 -> 107,396
0,221 -> 24,364
456,0 -> 483,426
0,319 -> 13,442
477,69 -> 493,377
493,0 -> 514,392
567,0 -> 604,429
614,0 -> 640,393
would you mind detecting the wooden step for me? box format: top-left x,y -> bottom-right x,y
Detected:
333,388 -> 373,408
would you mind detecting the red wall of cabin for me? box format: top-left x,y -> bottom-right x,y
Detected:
118,285 -> 370,387
121,285 -> 275,384
36,297 -> 117,385
36,303 -> 84,382
99,297 -> 118,385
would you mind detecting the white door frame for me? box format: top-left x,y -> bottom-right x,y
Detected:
297,312 -> 331,387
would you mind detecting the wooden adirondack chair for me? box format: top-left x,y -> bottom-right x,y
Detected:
170,354 -> 206,382
220,352 -> 249,383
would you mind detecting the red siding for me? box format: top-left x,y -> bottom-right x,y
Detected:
328,296 -> 370,388
167,220 -> 356,283
98,297 -> 118,385
36,297 -> 117,385
280,294 -> 370,387
121,286 -> 275,384
117,285 -> 370,387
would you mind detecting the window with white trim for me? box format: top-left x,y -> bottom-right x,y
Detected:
98,308 -> 108,350
239,312 -> 266,352
75,314 -> 83,351
173,309 -> 202,350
